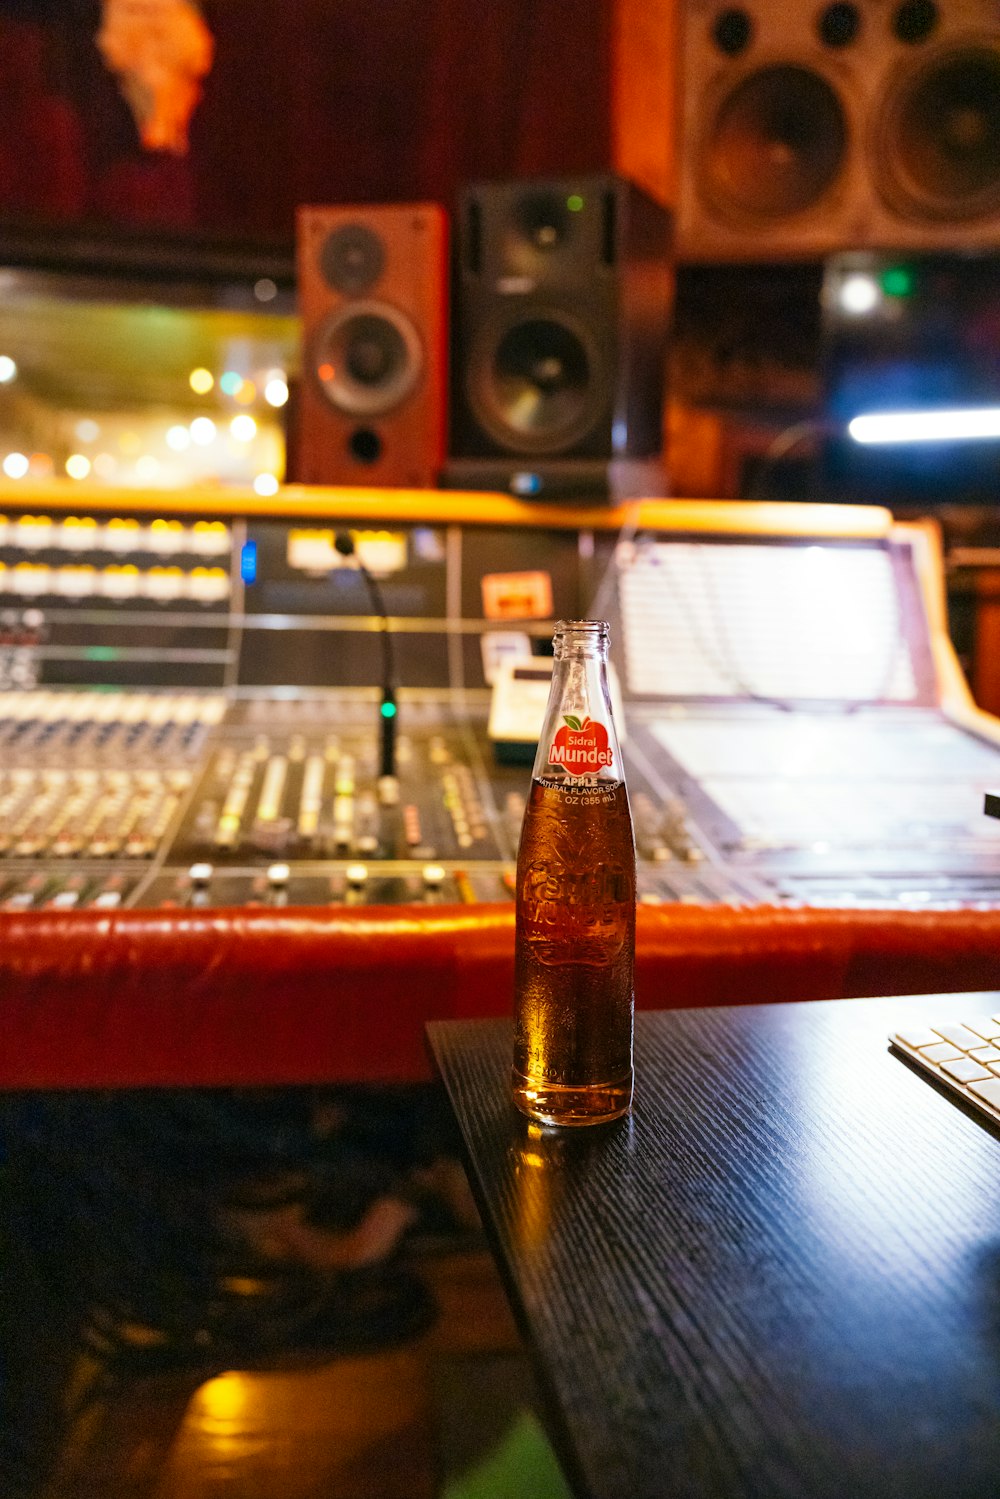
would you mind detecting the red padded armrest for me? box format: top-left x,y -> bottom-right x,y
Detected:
1,903 -> 999,1089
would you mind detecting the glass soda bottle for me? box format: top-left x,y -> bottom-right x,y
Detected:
512,619 -> 636,1126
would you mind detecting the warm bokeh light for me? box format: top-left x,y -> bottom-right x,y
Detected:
119,431 -> 142,455
253,473 -> 279,496
75,418 -> 100,443
190,417 -> 217,446
0,355 -> 17,383
100,563 -> 140,598
148,519 -> 184,553
189,367 -> 214,394
230,415 -> 257,442
265,378 -> 289,407
234,380 -> 257,406
60,516 -> 97,548
3,452 -> 28,478
166,424 -> 191,451
65,453 -> 91,480
92,453 -> 116,479
191,520 -> 230,555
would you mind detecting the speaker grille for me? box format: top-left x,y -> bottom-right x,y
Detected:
701,63 -> 848,221
877,44 -> 1000,221
318,224 -> 385,296
678,0 -> 1000,259
469,312 -> 604,455
311,301 -> 423,417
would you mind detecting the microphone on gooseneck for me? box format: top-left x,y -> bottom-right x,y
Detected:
334,530 -> 397,786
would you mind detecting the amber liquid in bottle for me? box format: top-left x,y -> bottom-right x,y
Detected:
512,622 -> 635,1126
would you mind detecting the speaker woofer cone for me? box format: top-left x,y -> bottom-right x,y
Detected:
877,45 -> 1000,221
469,313 -> 603,455
701,63 -> 848,220
311,301 -> 423,417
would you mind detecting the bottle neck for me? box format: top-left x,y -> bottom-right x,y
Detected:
534,621 -> 622,785
553,620 -> 609,665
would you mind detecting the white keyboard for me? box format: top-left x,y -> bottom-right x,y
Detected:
891,1013 -> 1000,1124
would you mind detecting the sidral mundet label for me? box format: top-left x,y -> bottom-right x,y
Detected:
548,715 -> 614,777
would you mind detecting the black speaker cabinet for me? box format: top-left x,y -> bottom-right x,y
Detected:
295,202 -> 448,486
678,0 -> 1000,260
447,175 -> 673,495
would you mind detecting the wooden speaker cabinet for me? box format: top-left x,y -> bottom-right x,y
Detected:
676,0 -> 1000,260
295,202 -> 448,486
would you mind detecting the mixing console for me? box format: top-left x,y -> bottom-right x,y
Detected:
6,692 -> 1000,912
4,493 -> 1000,913
0,688 -> 755,911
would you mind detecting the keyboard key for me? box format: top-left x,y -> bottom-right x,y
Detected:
931,1024 -> 987,1050
892,1016 -> 1000,1132
894,1026 -> 943,1049
940,1058 -> 993,1084
965,1019 -> 1000,1042
918,1042 -> 963,1064
968,1078 -> 1000,1110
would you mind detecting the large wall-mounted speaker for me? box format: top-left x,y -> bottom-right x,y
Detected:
446,175 -> 673,497
677,0 -> 1000,261
294,203 -> 448,486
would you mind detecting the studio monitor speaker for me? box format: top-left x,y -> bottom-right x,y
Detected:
677,0 -> 1000,260
447,175 -> 673,496
295,203 -> 448,486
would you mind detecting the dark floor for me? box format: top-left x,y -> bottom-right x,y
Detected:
42,1251 -> 569,1499
0,1087 -> 572,1499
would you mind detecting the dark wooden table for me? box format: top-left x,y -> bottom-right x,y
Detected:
428,993 -> 1000,1499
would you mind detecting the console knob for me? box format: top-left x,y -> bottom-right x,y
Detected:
422,863 -> 447,890
267,862 -> 290,888
189,861 -> 213,889
346,863 -> 368,889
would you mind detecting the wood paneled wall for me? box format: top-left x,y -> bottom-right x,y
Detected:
610,0 -> 677,209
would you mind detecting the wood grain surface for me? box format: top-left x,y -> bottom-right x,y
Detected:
428,994 -> 1000,1499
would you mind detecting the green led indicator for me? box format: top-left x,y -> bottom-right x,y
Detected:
881,267 -> 914,297
86,646 -> 118,661
566,194 -> 585,212
380,700 -> 397,718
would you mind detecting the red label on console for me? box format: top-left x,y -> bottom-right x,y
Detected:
548,716 -> 614,777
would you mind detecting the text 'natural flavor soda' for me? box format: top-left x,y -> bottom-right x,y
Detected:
512,620 -> 636,1126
